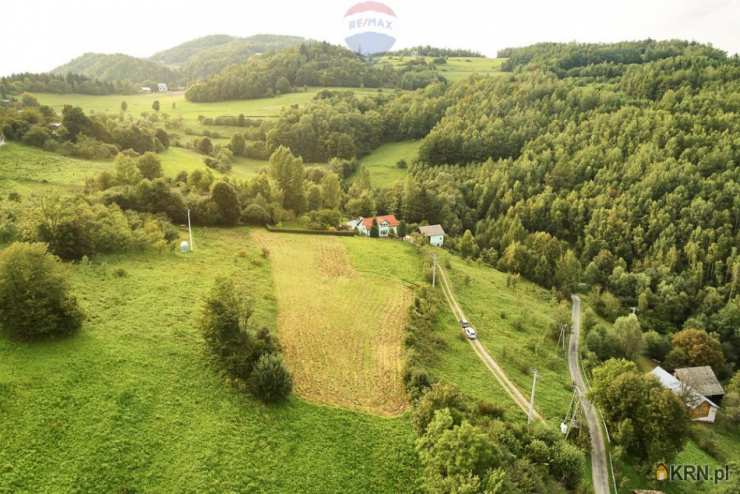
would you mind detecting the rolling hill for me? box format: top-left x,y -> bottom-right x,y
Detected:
152,34 -> 307,80
51,53 -> 180,85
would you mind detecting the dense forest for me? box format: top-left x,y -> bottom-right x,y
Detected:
407,41 -> 740,372
185,42 -> 445,102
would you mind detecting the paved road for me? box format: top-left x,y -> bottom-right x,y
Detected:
569,295 -> 611,494
437,265 -> 543,422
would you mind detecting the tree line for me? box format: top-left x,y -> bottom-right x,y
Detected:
0,72 -> 137,96
185,42 -> 445,102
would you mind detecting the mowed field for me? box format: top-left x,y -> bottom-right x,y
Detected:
359,140 -> 421,187
251,231 -> 422,415
0,228 -> 419,493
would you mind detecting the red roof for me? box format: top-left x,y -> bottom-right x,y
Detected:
361,215 -> 399,229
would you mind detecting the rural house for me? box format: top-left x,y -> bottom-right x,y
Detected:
674,366 -> 725,403
650,366 -> 719,423
419,224 -> 445,247
355,215 -> 399,237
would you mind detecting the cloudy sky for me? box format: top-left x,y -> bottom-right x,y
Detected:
2,0 -> 738,75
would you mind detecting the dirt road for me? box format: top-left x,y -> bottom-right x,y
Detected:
437,265 -> 543,422
569,295 -> 611,494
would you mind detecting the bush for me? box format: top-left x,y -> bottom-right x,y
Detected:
243,203 -> 271,225
249,353 -> 293,403
0,242 -> 83,339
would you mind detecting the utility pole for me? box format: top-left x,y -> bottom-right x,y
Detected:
432,254 -> 437,288
187,208 -> 194,252
528,368 -> 538,425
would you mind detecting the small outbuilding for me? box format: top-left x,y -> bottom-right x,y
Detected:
674,366 -> 724,403
419,224 -> 445,247
650,366 -> 719,423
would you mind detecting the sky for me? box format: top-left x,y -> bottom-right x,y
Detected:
2,0 -> 739,76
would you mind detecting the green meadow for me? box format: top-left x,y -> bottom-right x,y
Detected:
360,140 -> 421,187
0,228 -> 420,493
379,56 -> 506,82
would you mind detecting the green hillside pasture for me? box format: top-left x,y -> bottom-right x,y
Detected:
250,231 -> 422,416
32,87 -> 392,138
360,140 -> 421,187
0,228 -> 419,493
160,146 -> 271,179
0,144 -> 274,195
379,56 -> 505,82
0,143 -> 111,194
429,251 -> 572,426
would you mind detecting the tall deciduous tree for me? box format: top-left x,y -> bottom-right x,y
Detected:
269,146 -> 305,213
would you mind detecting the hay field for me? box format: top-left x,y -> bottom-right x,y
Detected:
251,231 -> 415,416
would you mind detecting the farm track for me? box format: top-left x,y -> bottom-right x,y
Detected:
437,265 -> 544,422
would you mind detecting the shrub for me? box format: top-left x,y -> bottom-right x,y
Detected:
243,203 -> 271,225
249,353 -> 293,403
200,277 -> 255,380
0,242 -> 83,339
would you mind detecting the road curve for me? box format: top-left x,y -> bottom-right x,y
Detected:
437,265 -> 543,422
569,295 -> 610,494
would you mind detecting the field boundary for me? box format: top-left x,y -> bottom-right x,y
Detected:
265,225 -> 356,236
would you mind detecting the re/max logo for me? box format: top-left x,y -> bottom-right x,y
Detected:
348,18 -> 393,30
661,464 -> 731,484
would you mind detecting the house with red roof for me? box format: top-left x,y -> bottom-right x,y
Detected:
354,215 -> 400,237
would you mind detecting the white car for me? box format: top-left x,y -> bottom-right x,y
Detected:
464,326 -> 477,340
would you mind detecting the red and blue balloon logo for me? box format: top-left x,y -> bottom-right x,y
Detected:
344,2 -> 397,55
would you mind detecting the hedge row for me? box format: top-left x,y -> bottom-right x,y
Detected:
265,225 -> 356,237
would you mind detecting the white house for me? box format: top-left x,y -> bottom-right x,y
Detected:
157,83 -> 169,93
140,87 -> 152,94
650,366 -> 719,423
419,224 -> 445,247
355,215 -> 400,237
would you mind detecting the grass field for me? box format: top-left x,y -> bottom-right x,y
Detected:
0,228 -> 420,493
0,143 -> 273,196
250,231 -> 422,415
359,140 -> 421,187
0,142 -> 111,194
379,56 -> 506,82
32,87 -> 391,133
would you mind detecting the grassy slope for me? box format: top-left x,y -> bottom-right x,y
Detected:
423,250 -> 572,426
0,228 -> 419,493
379,56 -> 505,82
32,87 -> 390,130
0,143 -> 111,194
360,140 -> 421,188
0,143 -> 271,197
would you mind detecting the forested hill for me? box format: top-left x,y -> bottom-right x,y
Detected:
398,41 -> 739,369
498,39 -> 727,77
150,34 -> 307,80
185,42 -> 443,102
52,53 -> 181,86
